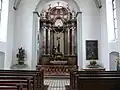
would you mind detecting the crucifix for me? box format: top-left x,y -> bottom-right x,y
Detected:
57,36 -> 60,53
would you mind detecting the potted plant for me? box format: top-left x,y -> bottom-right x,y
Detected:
116,56 -> 120,70
16,47 -> 26,65
90,60 -> 97,66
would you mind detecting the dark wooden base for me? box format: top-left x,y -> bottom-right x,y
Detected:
36,65 -> 77,76
82,67 -> 105,71
39,55 -> 77,65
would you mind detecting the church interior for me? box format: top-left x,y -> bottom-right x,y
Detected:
0,0 -> 120,90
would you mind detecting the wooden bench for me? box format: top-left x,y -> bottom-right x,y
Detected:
0,72 -> 42,89
0,76 -> 33,90
77,76 -> 120,90
0,72 -> 39,90
0,83 -> 23,90
69,71 -> 120,90
0,70 -> 46,90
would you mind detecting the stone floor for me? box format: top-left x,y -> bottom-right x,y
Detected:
44,79 -> 70,90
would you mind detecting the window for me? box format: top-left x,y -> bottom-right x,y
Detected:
0,0 -> 8,42
106,0 -> 114,42
106,0 -> 118,42
0,0 -> 2,22
112,0 -> 118,40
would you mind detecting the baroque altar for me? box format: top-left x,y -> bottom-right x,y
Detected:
36,2 -> 78,76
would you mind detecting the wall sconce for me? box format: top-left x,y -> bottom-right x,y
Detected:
13,0 -> 21,10
94,0 -> 102,9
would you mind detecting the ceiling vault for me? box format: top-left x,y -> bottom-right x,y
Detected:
13,0 -> 102,11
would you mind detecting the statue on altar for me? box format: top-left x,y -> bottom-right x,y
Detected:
57,36 -> 60,53
52,35 -> 61,54
51,35 -> 67,64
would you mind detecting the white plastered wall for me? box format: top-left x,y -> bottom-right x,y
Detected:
1,0 -> 104,70
108,0 -> 120,70
0,52 -> 5,69
0,0 -> 11,69
4,0 -> 16,69
100,0 -> 110,70
11,0 -> 102,69
78,0 -> 101,68
4,0 -> 120,70
32,0 -> 101,69
12,0 -> 39,69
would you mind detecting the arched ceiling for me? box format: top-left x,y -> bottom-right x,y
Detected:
41,1 -> 71,12
13,0 -> 102,12
35,0 -> 81,13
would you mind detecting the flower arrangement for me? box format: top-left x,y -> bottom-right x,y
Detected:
90,60 -> 97,66
16,47 -> 26,65
116,56 -> 120,65
115,56 -> 120,71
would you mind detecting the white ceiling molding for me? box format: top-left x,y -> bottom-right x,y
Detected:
94,0 -> 102,9
13,0 -> 21,10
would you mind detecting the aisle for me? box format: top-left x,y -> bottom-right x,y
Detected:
44,79 -> 70,90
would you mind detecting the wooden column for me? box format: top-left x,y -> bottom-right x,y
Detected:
64,29 -> 65,55
68,27 -> 70,55
71,24 -> 76,55
64,29 -> 68,55
46,28 -> 48,54
43,23 -> 46,55
53,31 -> 55,50
50,30 -> 53,54
48,24 -> 51,55
37,17 -> 40,51
74,27 -> 77,54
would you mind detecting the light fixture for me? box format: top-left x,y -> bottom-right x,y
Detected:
94,0 -> 102,9
13,0 -> 21,10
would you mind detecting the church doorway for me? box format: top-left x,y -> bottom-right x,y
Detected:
36,1 -> 78,76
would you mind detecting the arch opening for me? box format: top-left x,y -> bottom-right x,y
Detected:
38,1 -> 77,75
32,0 -> 82,73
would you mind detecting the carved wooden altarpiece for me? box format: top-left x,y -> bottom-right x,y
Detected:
36,2 -> 78,76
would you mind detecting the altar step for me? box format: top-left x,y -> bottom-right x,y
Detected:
44,79 -> 70,90
44,75 -> 69,79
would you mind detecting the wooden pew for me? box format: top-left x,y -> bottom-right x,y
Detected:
0,70 -> 44,88
0,72 -> 43,89
69,71 -> 120,90
0,76 -> 32,90
77,76 -> 120,90
0,70 -> 46,90
0,83 -> 23,90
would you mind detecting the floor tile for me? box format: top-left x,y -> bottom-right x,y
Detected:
44,79 -> 70,90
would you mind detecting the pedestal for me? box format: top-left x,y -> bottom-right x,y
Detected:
10,64 -> 29,70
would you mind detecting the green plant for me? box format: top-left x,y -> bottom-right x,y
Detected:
116,56 -> 120,65
90,60 -> 97,66
16,47 -> 26,65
